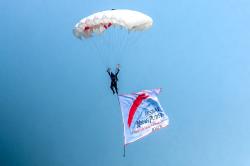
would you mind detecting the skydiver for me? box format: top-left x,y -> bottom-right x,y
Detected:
107,64 -> 120,95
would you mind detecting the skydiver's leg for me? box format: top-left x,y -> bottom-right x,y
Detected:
115,87 -> 118,94
114,82 -> 118,94
110,84 -> 115,94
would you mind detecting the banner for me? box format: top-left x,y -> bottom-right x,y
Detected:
118,89 -> 169,145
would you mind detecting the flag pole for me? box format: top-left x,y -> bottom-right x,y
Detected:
123,144 -> 126,157
116,93 -> 126,157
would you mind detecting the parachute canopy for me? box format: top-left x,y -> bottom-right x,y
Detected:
73,9 -> 153,39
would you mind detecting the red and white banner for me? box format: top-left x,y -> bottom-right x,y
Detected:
118,89 -> 169,145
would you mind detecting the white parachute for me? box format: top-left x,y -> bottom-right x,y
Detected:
73,9 -> 153,39
73,9 -> 153,67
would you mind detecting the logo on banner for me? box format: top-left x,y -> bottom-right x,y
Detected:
128,95 -> 167,134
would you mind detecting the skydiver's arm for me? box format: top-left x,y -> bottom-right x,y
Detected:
107,71 -> 111,76
115,64 -> 120,76
115,68 -> 120,76
107,68 -> 111,76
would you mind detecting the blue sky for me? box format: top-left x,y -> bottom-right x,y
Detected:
1,0 -> 250,166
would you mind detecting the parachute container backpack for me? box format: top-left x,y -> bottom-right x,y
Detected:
73,9 -> 153,67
